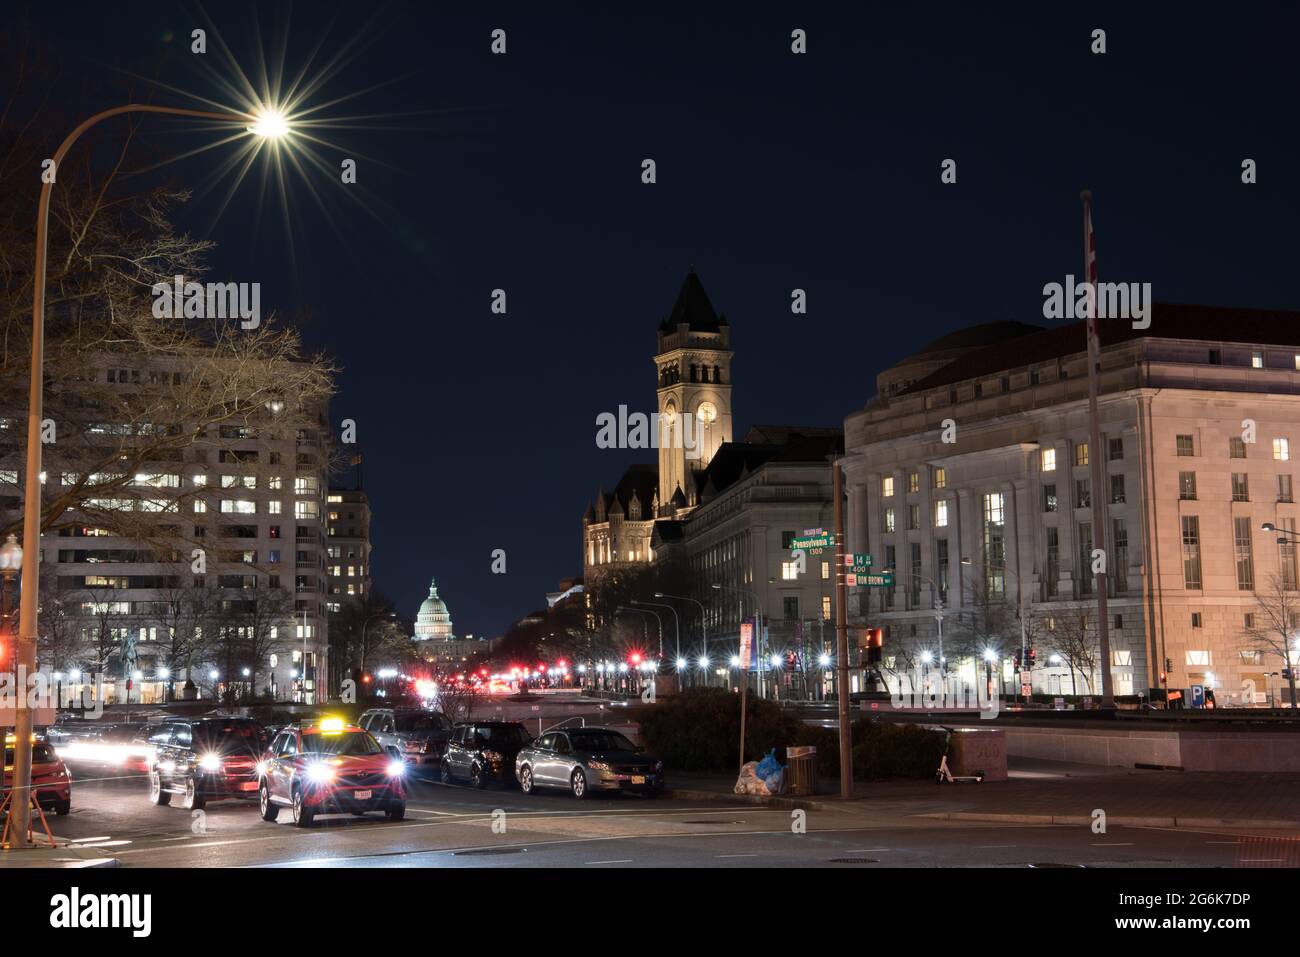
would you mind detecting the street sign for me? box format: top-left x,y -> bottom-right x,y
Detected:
790,528 -> 833,554
844,553 -> 873,574
739,623 -> 753,670
1189,684 -> 1205,709
848,570 -> 893,588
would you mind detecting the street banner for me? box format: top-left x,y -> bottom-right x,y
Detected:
739,622 -> 753,670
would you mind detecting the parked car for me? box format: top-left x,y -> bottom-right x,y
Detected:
3,734 -> 72,815
358,708 -> 452,767
147,717 -> 269,810
515,727 -> 663,799
441,721 -> 532,788
258,717 -> 406,827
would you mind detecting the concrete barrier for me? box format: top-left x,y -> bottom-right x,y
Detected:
950,727 -> 1008,781
1003,725 -> 1300,771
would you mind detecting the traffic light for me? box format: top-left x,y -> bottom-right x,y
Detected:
1165,657 -> 1173,673
864,627 -> 884,665
1026,647 -> 1037,668
1014,653 -> 1022,670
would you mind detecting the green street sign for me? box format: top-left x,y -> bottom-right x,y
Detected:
849,570 -> 893,588
844,553 -> 873,574
790,532 -> 834,552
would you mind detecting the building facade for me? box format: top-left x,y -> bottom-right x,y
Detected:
325,488 -> 372,612
843,305 -> 1300,703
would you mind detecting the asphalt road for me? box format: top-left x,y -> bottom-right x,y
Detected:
43,762 -> 1284,868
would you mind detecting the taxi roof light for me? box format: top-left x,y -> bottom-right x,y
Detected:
318,717 -> 346,733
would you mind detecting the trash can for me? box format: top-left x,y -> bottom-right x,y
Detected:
786,746 -> 817,796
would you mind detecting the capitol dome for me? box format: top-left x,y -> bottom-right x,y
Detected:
415,578 -> 455,641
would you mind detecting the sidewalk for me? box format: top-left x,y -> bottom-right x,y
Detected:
0,842 -> 120,868
665,758 -> 1300,829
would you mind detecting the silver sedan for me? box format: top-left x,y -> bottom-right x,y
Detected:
515,727 -> 664,799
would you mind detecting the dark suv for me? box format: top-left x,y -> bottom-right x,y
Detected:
358,708 -> 452,768
440,721 -> 532,788
147,717 -> 269,810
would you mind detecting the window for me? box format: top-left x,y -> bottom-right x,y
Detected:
220,500 -> 256,514
269,475 -> 282,491
821,561 -> 830,580
1108,437 -> 1124,461
1252,352 -> 1264,369
934,500 -> 949,528
883,508 -> 895,533
783,596 -> 799,620
1187,650 -> 1209,667
1178,471 -> 1197,500
909,543 -> 922,606
1112,518 -> 1128,592
1045,527 -> 1059,598
781,531 -> 796,549
1043,484 -> 1057,513
882,476 -> 894,497
982,492 -> 1006,600
1074,443 -> 1089,467
1077,521 -> 1093,596
1234,517 -> 1254,591
1181,516 -> 1202,589
1209,349 -> 1221,365
294,475 -> 320,495
1075,478 -> 1091,508
1279,518 -> 1298,589
268,549 -> 281,564
1274,438 -> 1290,461
1280,475 -> 1294,503
781,561 -> 799,581
193,500 -> 206,513
883,546 -> 896,609
907,504 -> 920,530
295,501 -> 319,520
1176,435 -> 1195,457
1231,473 -> 1249,502
934,467 -> 947,489
907,472 -> 919,494
1041,448 -> 1056,472
821,596 -> 832,620
1110,474 -> 1125,504
1229,437 -> 1246,459
935,539 -> 949,605
1191,614 -> 1202,629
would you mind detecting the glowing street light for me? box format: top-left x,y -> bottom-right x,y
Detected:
248,108 -> 291,139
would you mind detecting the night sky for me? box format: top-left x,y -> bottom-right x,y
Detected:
16,1 -> 1300,638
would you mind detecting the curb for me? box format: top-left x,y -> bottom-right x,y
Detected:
918,811 -> 1300,830
666,787 -> 844,812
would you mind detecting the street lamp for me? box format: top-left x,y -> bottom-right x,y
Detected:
656,592 -> 709,684
8,101 -> 289,846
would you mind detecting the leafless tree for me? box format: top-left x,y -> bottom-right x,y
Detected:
1243,574 -> 1300,708
1042,610 -> 1100,695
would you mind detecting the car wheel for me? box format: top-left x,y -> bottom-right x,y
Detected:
571,768 -> 588,800
149,772 -> 171,807
259,781 -> 279,822
54,799 -> 71,816
386,801 -> 406,821
519,766 -> 534,794
291,787 -> 314,828
440,759 -> 454,784
182,777 -> 205,811
471,763 -> 486,789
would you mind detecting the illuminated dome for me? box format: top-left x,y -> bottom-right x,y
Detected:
415,578 -> 454,641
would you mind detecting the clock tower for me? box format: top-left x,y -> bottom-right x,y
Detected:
654,270 -> 733,516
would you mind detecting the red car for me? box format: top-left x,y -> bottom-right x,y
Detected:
4,735 -> 72,816
257,718 -> 406,827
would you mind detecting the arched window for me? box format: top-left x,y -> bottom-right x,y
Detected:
714,364 -> 722,383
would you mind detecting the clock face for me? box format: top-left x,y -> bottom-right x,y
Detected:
697,401 -> 718,424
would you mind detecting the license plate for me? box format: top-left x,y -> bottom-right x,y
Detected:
631,775 -> 646,785
240,781 -> 259,791
404,742 -> 419,750
355,789 -> 372,800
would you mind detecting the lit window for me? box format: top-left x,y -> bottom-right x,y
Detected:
821,561 -> 830,580
934,500 -> 948,527
268,501 -> 282,515
907,472 -> 919,493
268,476 -> 282,491
822,596 -> 832,620
1252,352 -> 1264,369
781,561 -> 799,580
884,508 -> 896,533
1186,649 -> 1210,665
295,501 -> 319,520
1040,449 -> 1056,472
193,500 -> 206,513
882,476 -> 894,497
220,500 -> 257,514
1074,443 -> 1089,467
1274,438 -> 1290,461
934,467 -> 947,489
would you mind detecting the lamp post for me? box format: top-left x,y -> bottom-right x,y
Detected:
630,599 -> 679,681
711,583 -> 764,696
655,592 -> 708,685
617,606 -> 662,656
9,103 -> 287,846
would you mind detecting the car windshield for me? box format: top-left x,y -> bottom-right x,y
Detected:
569,731 -> 639,753
300,731 -> 381,756
5,743 -> 56,765
395,713 -> 447,733
193,722 -> 265,752
474,725 -> 530,747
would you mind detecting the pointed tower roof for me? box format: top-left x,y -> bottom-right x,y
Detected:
660,269 -> 724,333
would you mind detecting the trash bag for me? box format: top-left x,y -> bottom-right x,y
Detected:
763,767 -> 786,795
755,749 -> 781,778
734,760 -> 770,795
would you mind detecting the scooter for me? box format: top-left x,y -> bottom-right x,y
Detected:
935,726 -> 984,784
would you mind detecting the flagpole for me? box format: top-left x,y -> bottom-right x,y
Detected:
1081,189 -> 1115,708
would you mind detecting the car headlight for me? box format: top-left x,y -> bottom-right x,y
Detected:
588,761 -> 612,772
386,760 -> 406,777
306,762 -> 335,784
255,761 -> 269,777
198,753 -> 221,772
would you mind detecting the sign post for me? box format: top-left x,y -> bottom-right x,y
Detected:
737,622 -> 753,778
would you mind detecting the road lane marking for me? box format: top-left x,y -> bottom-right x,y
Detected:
716,853 -> 757,858
1091,843 -> 1134,846
587,859 -> 633,864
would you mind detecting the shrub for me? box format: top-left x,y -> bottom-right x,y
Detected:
638,688 -> 802,771
791,719 -> 945,781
